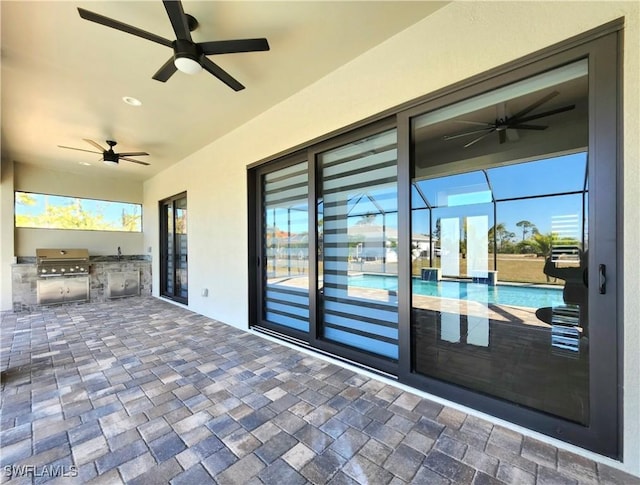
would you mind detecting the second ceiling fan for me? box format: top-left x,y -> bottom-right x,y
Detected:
58,139 -> 150,166
78,0 -> 270,91
443,91 -> 576,148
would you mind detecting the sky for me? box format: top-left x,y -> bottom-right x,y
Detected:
412,152 -> 587,238
266,151 -> 588,245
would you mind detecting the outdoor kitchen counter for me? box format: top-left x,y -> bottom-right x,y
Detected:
11,255 -> 151,311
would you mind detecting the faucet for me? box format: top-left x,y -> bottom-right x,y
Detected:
117,246 -> 122,261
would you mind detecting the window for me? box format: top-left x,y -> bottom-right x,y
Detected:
14,191 -> 142,232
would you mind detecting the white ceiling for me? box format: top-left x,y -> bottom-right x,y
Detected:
1,1 -> 447,182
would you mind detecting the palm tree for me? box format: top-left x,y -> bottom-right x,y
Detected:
516,220 -> 537,241
532,232 -> 555,256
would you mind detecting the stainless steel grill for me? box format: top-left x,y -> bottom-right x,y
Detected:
36,248 -> 90,277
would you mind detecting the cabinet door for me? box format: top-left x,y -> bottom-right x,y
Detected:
123,272 -> 140,296
65,277 -> 89,302
107,272 -> 126,298
37,279 -> 64,305
107,272 -> 139,298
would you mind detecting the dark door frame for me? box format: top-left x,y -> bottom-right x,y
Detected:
159,191 -> 188,304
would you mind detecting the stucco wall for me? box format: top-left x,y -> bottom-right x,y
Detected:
1,159 -> 16,312
143,1 -> 639,474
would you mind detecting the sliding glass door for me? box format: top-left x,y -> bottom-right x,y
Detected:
249,29 -> 620,457
160,193 -> 188,304
315,128 -> 399,370
257,158 -> 310,340
401,37 -> 619,456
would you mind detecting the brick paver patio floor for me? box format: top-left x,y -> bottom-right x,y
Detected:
1,297 -> 638,484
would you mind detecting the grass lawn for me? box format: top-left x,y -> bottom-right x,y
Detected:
414,253 -> 565,285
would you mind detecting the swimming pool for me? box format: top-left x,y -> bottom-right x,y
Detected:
348,274 -> 564,309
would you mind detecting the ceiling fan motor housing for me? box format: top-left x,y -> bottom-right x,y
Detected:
173,39 -> 202,65
103,151 -> 119,165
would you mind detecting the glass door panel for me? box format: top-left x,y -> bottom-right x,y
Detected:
317,129 -> 399,361
411,60 -> 590,424
261,161 -> 310,334
163,201 -> 174,295
175,196 -> 188,300
160,193 -> 188,304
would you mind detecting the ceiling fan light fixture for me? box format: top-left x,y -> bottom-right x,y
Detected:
122,96 -> 142,107
103,159 -> 119,167
174,56 -> 202,75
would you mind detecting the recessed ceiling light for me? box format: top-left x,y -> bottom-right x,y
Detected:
79,162 -> 91,166
122,96 -> 142,107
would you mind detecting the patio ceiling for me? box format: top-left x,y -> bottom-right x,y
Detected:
1,1 -> 447,182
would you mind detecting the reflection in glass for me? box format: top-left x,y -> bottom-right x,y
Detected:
175,197 -> 188,300
262,162 -> 310,332
318,129 -> 399,360
411,60 -> 589,424
165,202 -> 174,295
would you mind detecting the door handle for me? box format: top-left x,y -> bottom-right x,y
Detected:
599,264 -> 606,294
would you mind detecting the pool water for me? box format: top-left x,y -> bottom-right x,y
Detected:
348,274 -> 564,309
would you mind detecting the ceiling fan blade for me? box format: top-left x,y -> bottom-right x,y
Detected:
77,8 -> 173,48
202,57 -> 245,91
162,0 -> 192,41
83,139 -> 107,151
511,90 -> 560,120
453,120 -> 494,127
515,104 -> 576,124
464,129 -> 495,148
58,145 -> 102,154
499,130 -> 506,144
507,124 -> 548,131
118,152 -> 149,157
153,57 -> 178,82
443,127 -> 493,140
120,157 -> 151,166
199,38 -> 270,55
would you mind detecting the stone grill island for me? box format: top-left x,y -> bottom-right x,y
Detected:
11,254 -> 151,311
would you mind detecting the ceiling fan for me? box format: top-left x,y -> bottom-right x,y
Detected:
443,91 -> 575,148
58,140 -> 150,166
77,1 -> 270,91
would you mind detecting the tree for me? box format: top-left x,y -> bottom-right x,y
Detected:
121,207 -> 141,232
489,223 -> 516,252
16,192 -> 37,206
531,232 -> 555,257
516,220 -> 537,241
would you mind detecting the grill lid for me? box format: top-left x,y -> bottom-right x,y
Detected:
36,248 -> 89,263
